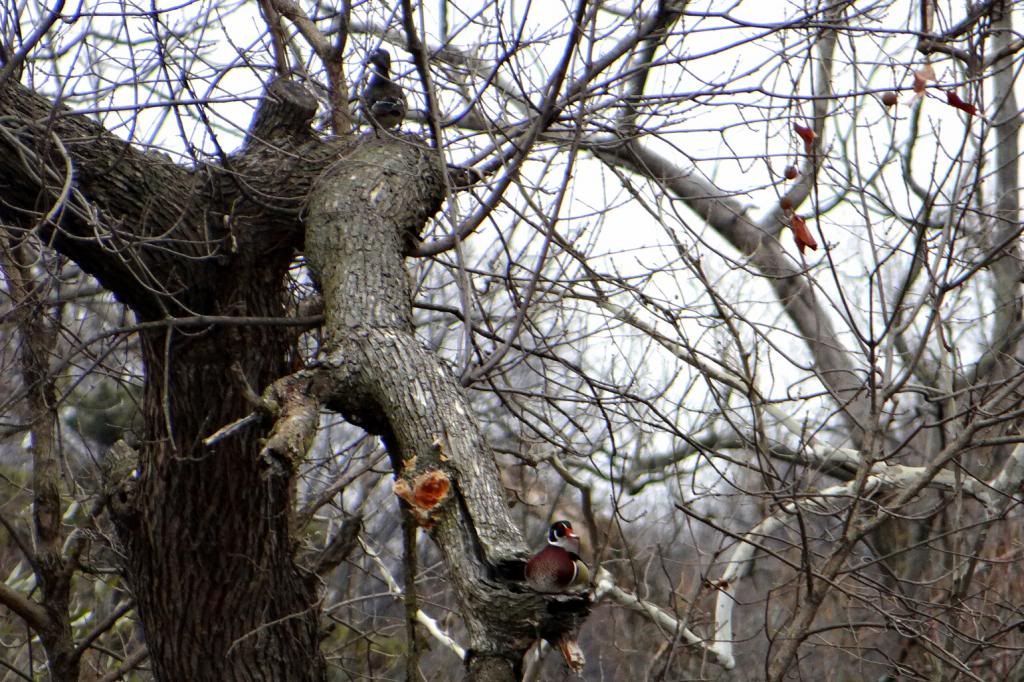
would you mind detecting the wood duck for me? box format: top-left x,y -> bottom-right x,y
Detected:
362,49 -> 406,131
525,520 -> 590,593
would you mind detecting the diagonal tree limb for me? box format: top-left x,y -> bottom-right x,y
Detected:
593,567 -> 734,669
0,581 -> 51,634
593,141 -> 870,434
265,0 -> 351,132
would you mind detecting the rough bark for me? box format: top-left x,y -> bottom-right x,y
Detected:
0,241 -> 78,681
0,75 -> 589,680
0,78 -> 337,681
299,136 -> 591,679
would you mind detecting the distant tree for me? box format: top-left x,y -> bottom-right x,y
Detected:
1,1 -> 1023,681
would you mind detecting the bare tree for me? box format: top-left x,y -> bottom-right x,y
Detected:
1,1 -> 1023,681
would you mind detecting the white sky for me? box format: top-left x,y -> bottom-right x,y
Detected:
16,0 -> 1024,500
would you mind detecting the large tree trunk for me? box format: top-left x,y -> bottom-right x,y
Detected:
281,131 -> 592,680
0,76 -> 588,680
0,78 -> 329,680
121,328 -> 325,681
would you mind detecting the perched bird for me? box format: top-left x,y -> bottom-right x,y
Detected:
362,48 -> 406,131
525,520 -> 590,593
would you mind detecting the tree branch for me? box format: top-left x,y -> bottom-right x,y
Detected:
0,581 -> 50,633
593,567 -> 733,669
